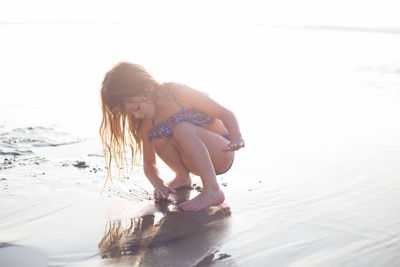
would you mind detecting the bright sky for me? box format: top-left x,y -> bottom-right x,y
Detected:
0,0 -> 399,27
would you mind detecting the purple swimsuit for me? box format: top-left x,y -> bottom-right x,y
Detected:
148,95 -> 230,142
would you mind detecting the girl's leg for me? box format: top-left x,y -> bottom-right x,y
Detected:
152,138 -> 192,189
172,122 -> 234,211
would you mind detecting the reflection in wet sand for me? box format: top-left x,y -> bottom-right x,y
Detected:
98,189 -> 232,266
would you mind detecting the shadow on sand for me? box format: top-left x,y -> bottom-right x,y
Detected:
98,188 -> 232,266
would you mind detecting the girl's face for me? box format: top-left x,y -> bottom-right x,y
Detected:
122,94 -> 155,120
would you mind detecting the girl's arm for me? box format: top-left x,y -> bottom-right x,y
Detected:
174,84 -> 245,151
141,119 -> 176,198
142,142 -> 163,188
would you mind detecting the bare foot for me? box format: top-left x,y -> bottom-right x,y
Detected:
167,173 -> 192,189
178,189 -> 225,211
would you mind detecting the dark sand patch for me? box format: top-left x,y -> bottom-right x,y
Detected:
98,188 -> 232,266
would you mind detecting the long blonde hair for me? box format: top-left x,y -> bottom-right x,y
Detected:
99,62 -> 158,190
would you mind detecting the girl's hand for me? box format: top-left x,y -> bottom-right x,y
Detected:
153,183 -> 177,200
223,137 -> 245,152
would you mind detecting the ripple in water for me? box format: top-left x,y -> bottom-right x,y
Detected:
0,126 -> 83,156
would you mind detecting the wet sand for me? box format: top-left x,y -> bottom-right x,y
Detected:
1,108 -> 400,266
0,137 -> 235,266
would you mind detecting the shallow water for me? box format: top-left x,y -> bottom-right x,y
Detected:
1,23 -> 400,266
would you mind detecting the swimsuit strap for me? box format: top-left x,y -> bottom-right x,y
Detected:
171,93 -> 186,110
151,92 -> 184,127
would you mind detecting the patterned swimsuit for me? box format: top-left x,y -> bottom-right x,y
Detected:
148,95 -> 230,142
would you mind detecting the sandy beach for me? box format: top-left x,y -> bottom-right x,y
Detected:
1,21 -> 400,267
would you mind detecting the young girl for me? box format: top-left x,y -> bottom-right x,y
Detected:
100,62 -> 245,211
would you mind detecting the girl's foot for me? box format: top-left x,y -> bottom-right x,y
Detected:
167,173 -> 192,189
178,188 -> 225,211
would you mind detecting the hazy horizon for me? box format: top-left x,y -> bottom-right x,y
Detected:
1,0 -> 399,28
